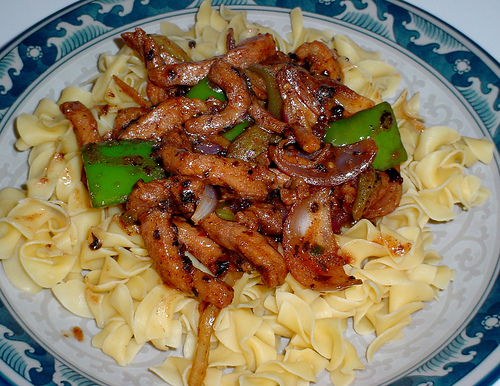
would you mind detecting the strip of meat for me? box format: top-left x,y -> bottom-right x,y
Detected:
248,99 -> 287,134
107,106 -> 149,140
142,207 -> 234,308
122,28 -> 185,66
357,168 -> 403,220
147,33 -> 277,89
126,176 -> 249,280
326,80 -> 375,117
277,66 -> 322,153
118,96 -> 211,140
166,176 -> 207,215
224,33 -> 277,68
234,201 -> 286,235
277,64 -> 375,152
149,59 -> 214,88
121,28 -> 148,61
125,176 -> 206,219
173,216 -> 244,281
160,146 -> 276,201
146,81 -> 177,106
126,180 -> 234,308
60,101 -> 102,146
290,123 -> 322,154
294,40 -> 344,82
184,58 -> 251,135
199,213 -> 287,288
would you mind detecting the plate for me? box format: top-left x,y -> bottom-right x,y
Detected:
0,0 -> 499,385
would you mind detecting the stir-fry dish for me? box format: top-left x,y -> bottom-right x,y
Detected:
0,2 -> 494,385
73,25 -> 406,384
79,27 -> 407,291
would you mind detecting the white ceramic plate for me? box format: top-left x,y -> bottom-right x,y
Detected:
0,1 -> 499,385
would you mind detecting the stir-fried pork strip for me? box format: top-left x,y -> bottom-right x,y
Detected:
324,79 -> 375,117
127,180 -> 234,308
117,96 -> 213,140
294,40 -> 344,82
108,106 -> 149,140
184,58 -> 252,135
224,33 -> 277,68
362,168 -> 403,219
127,175 -> 227,221
121,28 -> 185,66
160,145 -> 277,201
248,99 -> 288,134
123,30 -> 188,106
149,59 -> 213,88
172,216 -> 245,281
290,122 -> 322,153
146,81 -> 178,106
121,28 -> 149,62
277,65 -> 321,152
147,33 -> 277,89
275,176 -> 312,207
277,64 -> 376,152
142,34 -> 178,69
60,101 -> 102,146
161,176 -> 207,216
336,167 -> 404,221
199,213 -> 287,288
234,201 -> 287,235
112,28 -> 405,310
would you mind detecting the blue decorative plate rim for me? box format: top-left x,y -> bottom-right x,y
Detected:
0,1 -> 499,385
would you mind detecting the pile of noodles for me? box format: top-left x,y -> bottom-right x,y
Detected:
0,1 -> 493,385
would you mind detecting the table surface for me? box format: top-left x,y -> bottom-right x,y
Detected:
0,1 -> 499,385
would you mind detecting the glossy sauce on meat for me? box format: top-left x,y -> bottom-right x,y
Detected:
77,31 -> 404,313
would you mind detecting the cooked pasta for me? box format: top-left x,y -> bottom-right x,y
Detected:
0,1 -> 493,385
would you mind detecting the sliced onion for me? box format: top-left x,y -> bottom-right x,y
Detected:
188,302 -> 220,386
286,197 -> 312,237
191,184 -> 217,224
193,142 -> 224,155
269,139 -> 377,186
282,188 -> 362,291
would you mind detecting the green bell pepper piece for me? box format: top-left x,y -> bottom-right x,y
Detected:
324,102 -> 407,170
221,120 -> 252,142
215,201 -> 236,221
226,125 -> 279,161
248,64 -> 283,119
351,167 -> 377,221
81,139 -> 166,208
186,77 -> 227,102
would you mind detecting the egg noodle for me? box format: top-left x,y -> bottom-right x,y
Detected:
0,1 -> 494,385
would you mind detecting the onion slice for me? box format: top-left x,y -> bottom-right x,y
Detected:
282,187 -> 362,291
188,302 -> 220,386
191,184 -> 218,224
269,139 -> 377,186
